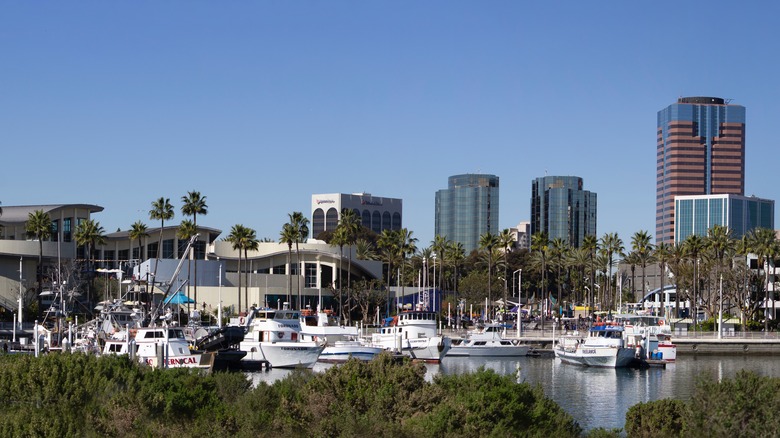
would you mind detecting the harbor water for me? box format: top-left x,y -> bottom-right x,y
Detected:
247,354 -> 780,431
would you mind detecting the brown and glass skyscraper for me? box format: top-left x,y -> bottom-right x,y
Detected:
656,97 -> 746,244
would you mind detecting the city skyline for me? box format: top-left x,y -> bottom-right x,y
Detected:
3,2 -> 780,248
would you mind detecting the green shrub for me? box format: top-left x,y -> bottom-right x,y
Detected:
624,399 -> 685,438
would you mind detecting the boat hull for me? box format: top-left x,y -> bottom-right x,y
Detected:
318,342 -> 384,363
447,344 -> 529,357
240,341 -> 324,368
555,346 -> 636,368
371,335 -> 451,362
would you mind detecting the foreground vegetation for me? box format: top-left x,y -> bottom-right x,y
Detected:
1,352 -> 778,437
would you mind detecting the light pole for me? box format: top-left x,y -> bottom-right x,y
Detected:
513,269 -> 522,337
432,253 -> 437,313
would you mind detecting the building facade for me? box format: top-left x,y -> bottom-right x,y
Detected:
674,194 -> 774,243
530,176 -> 597,248
311,193 -> 403,238
656,97 -> 746,243
435,174 -> 499,253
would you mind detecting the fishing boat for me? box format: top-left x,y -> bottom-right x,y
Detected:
102,326 -> 215,370
447,323 -> 529,357
554,324 -> 636,368
368,310 -> 451,362
238,306 -> 325,369
619,314 -> 677,362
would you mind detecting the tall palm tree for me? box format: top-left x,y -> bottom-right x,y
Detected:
668,243 -> 687,318
355,238 -> 377,261
446,241 -> 465,323
582,234 -> 599,317
631,230 -> 654,308
339,208 -> 361,298
747,227 -> 778,332
181,191 -> 208,308
622,250 -> 639,303
25,209 -> 52,286
707,225 -> 734,330
682,234 -> 706,331
242,227 -> 259,310
226,224 -> 249,313
287,212 -> 309,310
600,233 -> 624,312
129,221 -> 149,266
378,229 -> 401,317
330,227 -> 349,319
735,235 -> 751,328
549,237 -> 568,319
653,242 -> 672,319
177,219 -> 197,312
149,197 -> 174,286
74,219 -> 106,309
396,228 -> 418,308
479,232 -> 500,319
498,229 -> 515,316
531,232 -> 549,327
279,223 -> 297,306
431,234 -> 449,294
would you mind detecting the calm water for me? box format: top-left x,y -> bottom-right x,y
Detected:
247,354 -> 780,431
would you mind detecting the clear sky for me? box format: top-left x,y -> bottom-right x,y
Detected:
2,2 -> 779,248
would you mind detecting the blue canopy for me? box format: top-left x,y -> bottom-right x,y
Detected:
163,291 -> 195,305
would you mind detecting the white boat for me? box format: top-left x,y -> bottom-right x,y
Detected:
554,324 -> 636,368
103,326 -> 214,370
368,310 -> 451,362
619,314 -> 677,362
238,307 -> 325,369
447,323 -> 529,357
299,308 -> 383,363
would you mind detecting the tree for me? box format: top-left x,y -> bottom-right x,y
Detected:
181,191 -> 207,309
286,212 -> 309,310
330,226 -> 349,319
74,219 -> 106,309
339,209 -> 361,303
479,232 -> 500,319
242,227 -> 259,310
431,234 -> 449,294
445,241 -> 465,324
582,234 -> 599,317
653,242 -> 671,319
129,221 -> 149,266
747,227 -> 778,332
549,237 -> 568,319
227,224 -> 254,313
25,209 -> 52,286
600,233 -> 624,311
149,197 -> 174,287
279,223 -> 296,306
498,229 -> 515,317
531,232 -> 549,327
707,225 -> 734,327
682,234 -> 706,330
631,230 -> 654,308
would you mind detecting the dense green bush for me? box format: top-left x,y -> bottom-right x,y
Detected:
624,398 -> 686,438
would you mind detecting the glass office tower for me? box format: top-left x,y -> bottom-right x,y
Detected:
530,176 -> 597,248
435,174 -> 499,253
675,194 -> 774,243
656,97 -> 746,244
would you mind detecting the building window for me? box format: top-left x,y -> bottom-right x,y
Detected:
147,242 -> 159,260
326,208 -> 339,232
119,249 -> 129,263
392,212 -> 401,230
362,210 -> 371,229
305,263 -> 317,288
272,264 -> 285,275
372,211 -> 381,234
63,218 -> 72,242
313,208 -> 325,237
50,220 -> 59,242
163,239 -> 175,259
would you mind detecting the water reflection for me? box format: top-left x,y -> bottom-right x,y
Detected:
245,355 -> 780,431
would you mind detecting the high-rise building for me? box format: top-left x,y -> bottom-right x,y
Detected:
311,193 -> 402,238
530,175 -> 597,248
674,194 -> 774,243
656,97 -> 746,244
435,174 -> 499,253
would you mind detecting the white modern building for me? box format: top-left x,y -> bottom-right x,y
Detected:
311,192 -> 402,238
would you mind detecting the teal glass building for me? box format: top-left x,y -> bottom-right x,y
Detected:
435,174 -> 499,253
530,176 -> 597,248
674,194 -> 774,243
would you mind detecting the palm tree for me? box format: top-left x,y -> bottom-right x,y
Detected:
653,242 -> 671,319
226,224 -> 247,313
747,227 -> 778,332
181,191 -> 207,308
287,212 -> 309,309
355,238 -> 377,261
622,250 -> 639,303
339,209 -> 361,298
129,221 -> 149,266
242,227 -> 259,310
582,234 -> 599,317
707,225 -> 734,329
378,229 -> 401,317
330,227 -> 349,319
74,219 -> 106,309
445,241 -> 465,324
25,209 -> 52,286
549,237 -> 568,319
479,232 -> 500,319
396,228 -> 418,309
498,229 -> 515,316
431,234 -> 449,294
177,219 -> 197,312
531,232 -> 549,327
600,233 -> 624,312
682,234 -> 706,331
631,230 -> 654,308
149,197 -> 174,286
279,223 -> 297,306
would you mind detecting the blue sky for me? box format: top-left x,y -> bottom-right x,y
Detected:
2,2 -> 779,248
